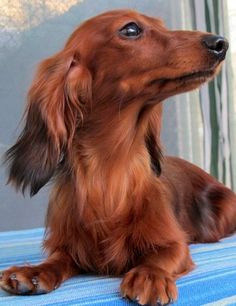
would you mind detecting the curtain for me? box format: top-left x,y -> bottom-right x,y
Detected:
162,0 -> 236,190
193,0 -> 236,190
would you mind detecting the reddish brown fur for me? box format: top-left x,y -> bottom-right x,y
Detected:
1,10 -> 235,305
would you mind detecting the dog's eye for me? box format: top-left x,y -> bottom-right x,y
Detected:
119,22 -> 142,38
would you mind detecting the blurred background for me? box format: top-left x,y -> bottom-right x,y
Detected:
0,0 -> 235,231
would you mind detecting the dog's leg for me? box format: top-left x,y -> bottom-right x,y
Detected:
120,242 -> 194,306
0,251 -> 78,295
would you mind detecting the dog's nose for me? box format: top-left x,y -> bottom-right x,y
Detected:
202,35 -> 229,59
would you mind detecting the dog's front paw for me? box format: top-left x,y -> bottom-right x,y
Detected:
0,265 -> 60,295
120,266 -> 177,305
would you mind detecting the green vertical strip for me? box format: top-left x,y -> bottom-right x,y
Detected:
204,0 -> 220,180
209,81 -> 219,179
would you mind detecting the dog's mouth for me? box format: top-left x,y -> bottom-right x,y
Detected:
175,69 -> 216,82
149,66 -> 219,90
146,64 -> 221,101
171,54 -> 225,84
144,60 -> 224,101
166,63 -> 223,86
155,66 -> 220,90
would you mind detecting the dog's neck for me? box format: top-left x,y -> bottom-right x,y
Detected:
72,100 -> 161,218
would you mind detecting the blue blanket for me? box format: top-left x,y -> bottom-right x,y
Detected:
0,228 -> 235,306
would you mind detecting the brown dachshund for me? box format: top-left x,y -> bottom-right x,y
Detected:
1,10 -> 235,306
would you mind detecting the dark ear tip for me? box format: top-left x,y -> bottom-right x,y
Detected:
30,188 -> 39,197
6,162 -> 44,197
30,179 -> 48,197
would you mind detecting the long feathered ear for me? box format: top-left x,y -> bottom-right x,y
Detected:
5,50 -> 92,196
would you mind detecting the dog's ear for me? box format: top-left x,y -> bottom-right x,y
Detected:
145,104 -> 163,176
5,51 -> 92,196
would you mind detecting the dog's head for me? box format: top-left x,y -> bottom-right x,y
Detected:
5,10 -> 228,195
73,10 -> 228,102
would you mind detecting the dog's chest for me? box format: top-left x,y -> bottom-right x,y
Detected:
78,202 -> 159,274
79,221 -> 144,275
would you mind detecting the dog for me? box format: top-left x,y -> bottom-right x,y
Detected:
0,10 -> 235,306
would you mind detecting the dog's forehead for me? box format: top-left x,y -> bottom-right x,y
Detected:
66,10 -> 165,49
87,10 -> 164,28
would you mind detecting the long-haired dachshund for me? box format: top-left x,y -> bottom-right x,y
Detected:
1,10 -> 235,306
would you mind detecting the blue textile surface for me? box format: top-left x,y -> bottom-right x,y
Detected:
0,228 -> 235,306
